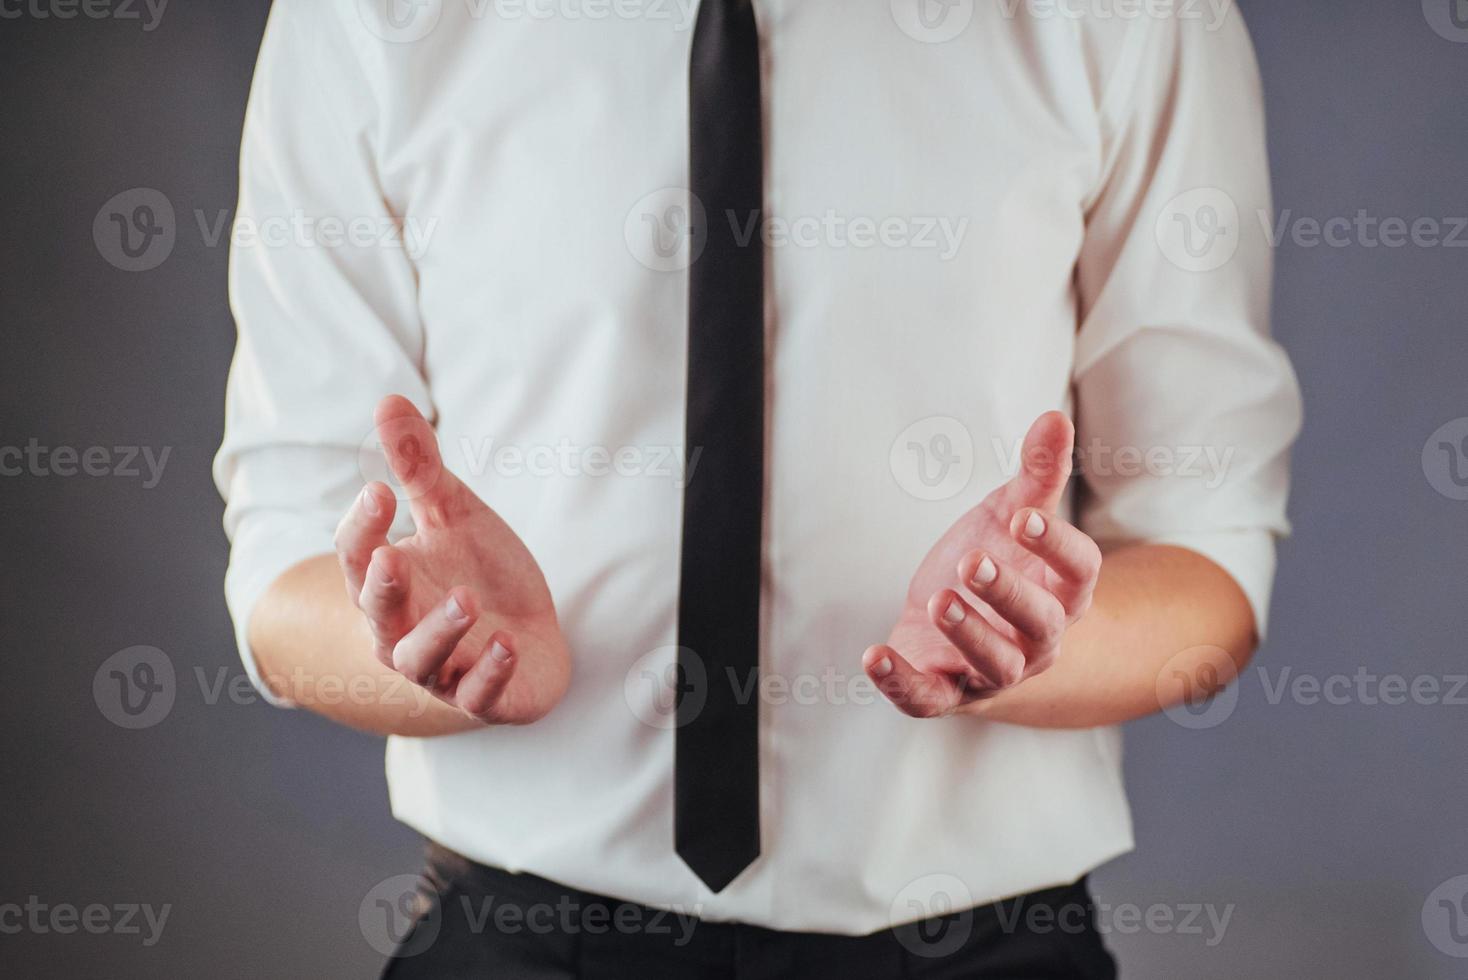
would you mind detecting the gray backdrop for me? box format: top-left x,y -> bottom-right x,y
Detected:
2,1 -> 1466,976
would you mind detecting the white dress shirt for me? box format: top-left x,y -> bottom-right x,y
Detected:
215,0 -> 1301,934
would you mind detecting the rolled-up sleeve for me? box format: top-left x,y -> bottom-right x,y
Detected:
213,0 -> 429,703
1072,11 -> 1303,636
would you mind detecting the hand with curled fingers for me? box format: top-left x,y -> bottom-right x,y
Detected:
334,395 -> 570,726
863,412 -> 1103,718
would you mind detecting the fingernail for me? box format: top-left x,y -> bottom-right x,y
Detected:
873,656 -> 893,678
972,555 -> 998,587
445,595 -> 468,622
490,642 -> 512,663
1024,512 -> 1046,538
942,600 -> 965,625
360,487 -> 380,516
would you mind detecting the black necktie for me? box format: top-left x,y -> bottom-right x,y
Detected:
675,0 -> 765,894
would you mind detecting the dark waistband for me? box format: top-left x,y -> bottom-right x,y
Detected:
422,840 -> 1096,941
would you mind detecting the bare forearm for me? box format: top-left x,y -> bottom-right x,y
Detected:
248,555 -> 482,737
974,544 -> 1257,729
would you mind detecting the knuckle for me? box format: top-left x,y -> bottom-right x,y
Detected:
419,499 -> 450,528
1028,651 -> 1059,675
901,696 -> 939,720
952,673 -> 984,702
460,692 -> 496,720
971,618 -> 997,649
1037,608 -> 1066,645
1080,541 -> 1103,578
958,622 -> 987,659
361,592 -> 389,625
886,678 -> 932,718
391,648 -> 425,685
997,659 -> 1025,688
366,574 -> 398,604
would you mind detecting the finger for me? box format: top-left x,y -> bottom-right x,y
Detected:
391,587 -> 481,688
1010,508 -> 1103,616
373,394 -> 465,529
862,645 -> 964,719
454,632 -> 519,722
928,590 -> 1026,688
1004,411 -> 1074,514
334,482 -> 397,600
958,551 -> 1066,656
361,546 -> 417,665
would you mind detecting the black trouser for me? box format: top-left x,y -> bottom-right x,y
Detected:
379,843 -> 1116,979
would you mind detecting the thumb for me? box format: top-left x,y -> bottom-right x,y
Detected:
1009,411 -> 1074,513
